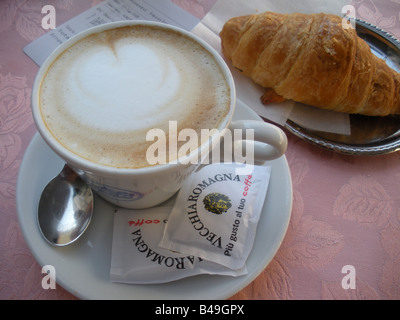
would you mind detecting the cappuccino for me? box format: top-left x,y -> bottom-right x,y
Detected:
39,25 -> 231,169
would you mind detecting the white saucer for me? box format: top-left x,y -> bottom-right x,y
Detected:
16,101 -> 292,300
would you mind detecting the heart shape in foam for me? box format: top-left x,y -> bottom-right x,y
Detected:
67,42 -> 180,132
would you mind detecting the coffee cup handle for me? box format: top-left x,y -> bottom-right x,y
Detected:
228,120 -> 288,162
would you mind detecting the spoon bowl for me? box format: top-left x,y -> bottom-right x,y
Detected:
38,164 -> 94,246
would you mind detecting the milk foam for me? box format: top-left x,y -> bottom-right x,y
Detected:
69,41 -> 180,132
40,26 -> 230,168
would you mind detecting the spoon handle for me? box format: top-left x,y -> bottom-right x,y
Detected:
60,164 -> 78,181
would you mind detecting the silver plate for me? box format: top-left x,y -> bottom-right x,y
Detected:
285,19 -> 400,155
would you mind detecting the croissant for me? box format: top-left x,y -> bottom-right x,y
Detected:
220,12 -> 400,116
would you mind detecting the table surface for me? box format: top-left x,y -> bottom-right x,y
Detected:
1,0 -> 400,300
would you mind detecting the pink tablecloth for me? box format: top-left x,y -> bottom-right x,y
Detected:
1,0 -> 400,300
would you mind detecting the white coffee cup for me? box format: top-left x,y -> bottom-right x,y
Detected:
32,20 -> 287,209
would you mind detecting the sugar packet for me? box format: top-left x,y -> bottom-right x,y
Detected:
159,163 -> 271,270
110,207 -> 247,284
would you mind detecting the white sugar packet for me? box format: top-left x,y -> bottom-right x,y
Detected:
159,163 -> 271,270
110,207 -> 247,284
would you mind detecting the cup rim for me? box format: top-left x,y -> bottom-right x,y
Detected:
31,20 -> 236,177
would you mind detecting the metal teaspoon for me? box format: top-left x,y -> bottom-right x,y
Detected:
37,164 -> 94,246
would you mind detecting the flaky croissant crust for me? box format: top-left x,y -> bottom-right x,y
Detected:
220,12 -> 400,116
